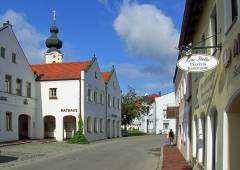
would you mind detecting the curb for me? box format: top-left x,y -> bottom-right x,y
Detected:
0,141 -> 32,148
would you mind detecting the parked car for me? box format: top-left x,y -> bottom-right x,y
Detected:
121,129 -> 129,137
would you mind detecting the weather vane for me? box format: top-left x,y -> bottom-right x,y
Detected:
52,10 -> 56,25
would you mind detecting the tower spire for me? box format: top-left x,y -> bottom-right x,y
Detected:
52,10 -> 56,25
44,10 -> 63,64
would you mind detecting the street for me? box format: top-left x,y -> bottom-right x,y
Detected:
1,135 -> 164,170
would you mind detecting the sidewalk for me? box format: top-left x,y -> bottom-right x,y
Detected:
0,139 -> 56,147
162,144 -> 192,170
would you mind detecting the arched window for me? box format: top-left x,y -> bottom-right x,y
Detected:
87,117 -> 92,133
99,119 -> 103,133
94,118 -> 98,133
198,115 -> 205,164
193,117 -> 198,158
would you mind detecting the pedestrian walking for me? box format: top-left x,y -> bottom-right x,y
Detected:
168,129 -> 174,145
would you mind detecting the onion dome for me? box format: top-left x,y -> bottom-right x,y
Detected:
45,24 -> 62,53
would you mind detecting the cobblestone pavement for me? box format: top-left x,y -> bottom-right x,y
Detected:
162,144 -> 192,170
0,141 -> 87,169
0,135 -> 163,170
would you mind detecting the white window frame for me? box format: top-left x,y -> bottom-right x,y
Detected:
6,112 -> 12,131
49,88 -> 57,99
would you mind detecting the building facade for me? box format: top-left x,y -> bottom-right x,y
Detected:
0,20 -> 121,142
174,66 -> 192,162
139,92 -> 177,135
175,0 -> 240,169
0,22 -> 37,142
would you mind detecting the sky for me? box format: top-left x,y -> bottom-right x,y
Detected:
0,0 -> 185,95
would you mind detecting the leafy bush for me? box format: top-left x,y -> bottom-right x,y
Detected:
127,128 -> 145,136
67,115 -> 89,144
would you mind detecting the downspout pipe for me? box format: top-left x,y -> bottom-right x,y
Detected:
105,85 -> 108,138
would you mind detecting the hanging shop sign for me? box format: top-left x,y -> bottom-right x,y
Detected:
177,54 -> 219,72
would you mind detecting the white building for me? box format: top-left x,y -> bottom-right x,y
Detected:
0,21 -> 37,142
174,64 -> 191,162
0,19 -> 121,142
139,92 -> 177,134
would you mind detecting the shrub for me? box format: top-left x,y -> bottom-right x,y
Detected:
127,128 -> 146,136
67,115 -> 89,144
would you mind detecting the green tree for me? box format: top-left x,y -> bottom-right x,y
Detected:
121,87 -> 149,129
67,114 -> 89,144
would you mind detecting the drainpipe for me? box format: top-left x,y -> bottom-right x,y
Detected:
155,100 -> 157,134
105,85 -> 108,138
80,70 -> 85,134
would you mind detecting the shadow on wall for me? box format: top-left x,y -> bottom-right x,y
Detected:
0,155 -> 18,163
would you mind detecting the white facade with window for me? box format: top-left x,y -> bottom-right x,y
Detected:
0,22 -> 37,142
139,92 -> 177,135
0,21 -> 121,142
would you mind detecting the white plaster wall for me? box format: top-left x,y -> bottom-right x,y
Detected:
105,70 -> 121,138
84,60 -> 107,141
155,92 -> 176,134
36,80 -> 80,141
0,25 -> 37,142
138,92 -> 177,134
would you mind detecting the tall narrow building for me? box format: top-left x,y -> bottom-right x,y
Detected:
44,12 -> 63,64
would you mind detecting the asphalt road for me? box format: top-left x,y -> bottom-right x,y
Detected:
2,135 -> 164,170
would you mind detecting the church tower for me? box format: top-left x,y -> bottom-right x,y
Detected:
45,11 -> 63,64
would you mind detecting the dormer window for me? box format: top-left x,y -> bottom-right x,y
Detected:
95,72 -> 98,79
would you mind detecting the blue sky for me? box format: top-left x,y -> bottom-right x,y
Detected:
0,0 -> 185,95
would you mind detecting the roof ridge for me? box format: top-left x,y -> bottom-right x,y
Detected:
31,60 -> 91,66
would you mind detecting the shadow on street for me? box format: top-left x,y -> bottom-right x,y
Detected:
148,147 -> 161,157
0,155 -> 18,163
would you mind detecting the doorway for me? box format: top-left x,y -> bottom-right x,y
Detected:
18,114 -> 30,139
63,116 -> 76,139
44,116 -> 56,138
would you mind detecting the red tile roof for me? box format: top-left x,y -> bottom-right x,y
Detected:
31,61 -> 91,81
101,72 -> 111,82
145,93 -> 160,99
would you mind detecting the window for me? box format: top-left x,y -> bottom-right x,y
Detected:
26,82 -> 31,98
113,96 -> 115,108
1,47 -> 5,58
12,53 -> 16,63
16,79 -> 22,96
231,0 -> 238,22
163,123 -> 169,130
94,118 -> 98,133
6,112 -> 12,131
87,117 -> 92,133
117,98 -> 120,109
94,91 -> 98,103
88,89 -> 92,102
225,0 -> 238,32
95,72 -> 98,79
49,88 -> 57,99
108,94 -> 111,107
5,75 -> 12,93
100,93 -> 104,105
99,119 -> 103,133
210,7 -> 218,52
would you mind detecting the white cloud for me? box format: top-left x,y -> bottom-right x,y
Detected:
98,0 -> 109,7
114,1 -> 179,62
0,10 -> 46,63
144,82 -> 173,90
116,63 -> 154,79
